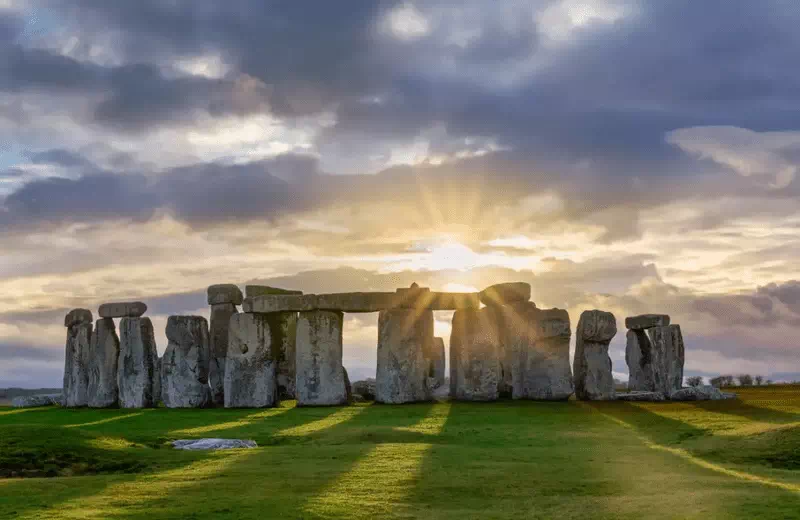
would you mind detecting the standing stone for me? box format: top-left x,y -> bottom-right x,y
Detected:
503,304 -> 574,401
207,284 -> 244,305
153,356 -> 162,405
63,309 -> 93,407
117,317 -> 159,408
429,337 -> 446,388
376,308 -> 433,404
161,316 -> 212,408
224,313 -> 279,408
209,303 -> 238,406
450,308 -> 501,401
264,312 -> 298,399
573,310 -> 617,401
626,324 -> 685,397
87,318 -> 120,408
296,310 -> 348,406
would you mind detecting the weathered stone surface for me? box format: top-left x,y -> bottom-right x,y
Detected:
450,308 -> 501,401
12,394 -> 60,408
265,312 -> 297,399
376,308 -> 433,403
501,303 -> 574,401
296,310 -> 348,406
316,292 -> 398,312
117,317 -> 159,408
64,308 -> 93,327
670,385 -> 737,401
479,282 -> 531,306
422,292 -> 480,310
616,391 -> 667,402
209,303 -> 238,406
429,337 -> 446,388
98,301 -> 147,318
626,325 -> 685,397
224,313 -> 279,408
161,316 -> 211,408
153,356 -> 162,405
243,294 -> 316,313
63,321 -> 92,407
573,310 -> 617,401
625,314 -> 670,330
172,439 -> 257,450
207,284 -> 244,305
352,379 -> 376,400
245,285 -> 303,298
87,318 -> 120,408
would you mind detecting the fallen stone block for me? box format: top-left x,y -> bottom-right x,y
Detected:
63,320 -> 92,407
616,391 -> 667,402
161,316 -> 212,408
670,385 -> 737,401
225,313 -> 279,408
118,317 -> 159,408
478,282 -> 531,306
296,310 -> 348,406
98,301 -> 147,318
172,439 -> 257,450
352,378 -> 376,400
64,308 -> 93,327
625,314 -> 670,330
450,307 -> 501,401
12,395 -> 60,408
87,318 -> 120,408
503,303 -> 574,401
573,310 -> 617,401
376,308 -> 433,404
245,285 -> 303,298
207,284 -> 244,305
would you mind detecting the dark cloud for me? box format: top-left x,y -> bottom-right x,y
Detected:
693,281 -> 800,328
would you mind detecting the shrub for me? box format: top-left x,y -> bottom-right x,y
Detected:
686,376 -> 703,387
737,374 -> 754,386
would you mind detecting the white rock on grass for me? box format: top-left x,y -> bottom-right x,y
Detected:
12,395 -> 60,408
616,391 -> 667,402
172,439 -> 257,450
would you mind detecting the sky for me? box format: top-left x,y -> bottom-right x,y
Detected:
1,0 -> 800,387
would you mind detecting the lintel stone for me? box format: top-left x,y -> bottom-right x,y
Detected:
65,308 -> 93,327
208,284 -> 244,305
479,282 -> 531,306
625,314 -> 670,330
98,301 -> 147,318
245,285 -> 303,298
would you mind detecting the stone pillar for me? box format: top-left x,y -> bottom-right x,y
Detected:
450,308 -> 501,401
503,304 -> 573,401
87,317 -> 120,408
118,317 -> 159,408
161,316 -> 212,408
429,337 -> 446,389
224,313 -> 279,408
63,309 -> 93,407
208,284 -> 244,406
625,315 -> 683,397
573,310 -> 617,401
296,310 -> 348,406
376,308 -> 433,403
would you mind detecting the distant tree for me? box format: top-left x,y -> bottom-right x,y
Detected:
724,375 -> 735,386
766,379 -> 774,385
737,374 -> 754,386
686,376 -> 703,387
754,375 -> 764,386
709,376 -> 724,388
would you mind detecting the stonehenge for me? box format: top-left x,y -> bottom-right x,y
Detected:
161,316 -> 212,408
60,282 -> 696,409
118,316 -> 159,408
63,309 -> 92,407
376,308 -> 433,403
87,318 -> 120,408
573,310 -> 617,401
225,313 -> 279,408
625,314 -> 685,398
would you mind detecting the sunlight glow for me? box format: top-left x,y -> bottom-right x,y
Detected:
171,408 -> 290,436
277,406 -> 368,437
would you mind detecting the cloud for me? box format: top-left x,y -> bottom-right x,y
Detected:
667,126 -> 800,189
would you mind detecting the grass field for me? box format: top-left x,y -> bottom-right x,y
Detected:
1,386 -> 799,519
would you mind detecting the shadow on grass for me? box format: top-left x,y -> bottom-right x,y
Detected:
689,399 -> 800,425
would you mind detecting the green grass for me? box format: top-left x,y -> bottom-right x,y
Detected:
0,386 -> 799,519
